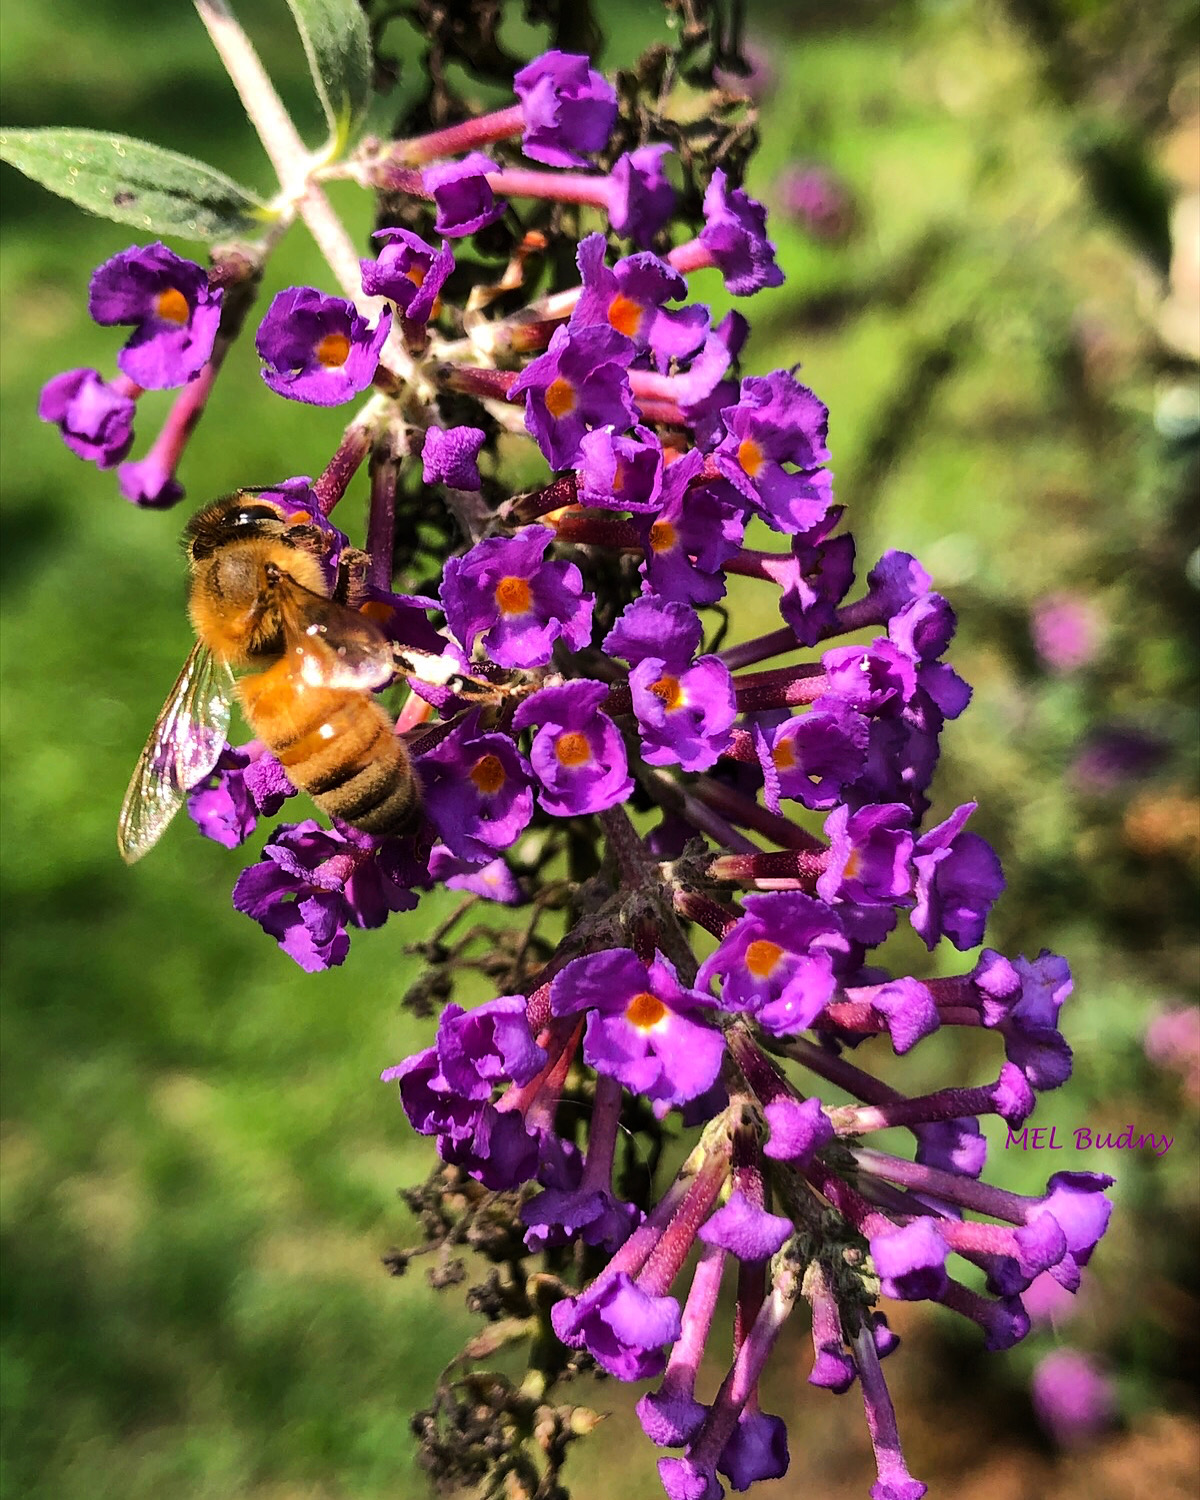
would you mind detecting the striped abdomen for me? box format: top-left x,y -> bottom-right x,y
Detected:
238,661 -> 416,835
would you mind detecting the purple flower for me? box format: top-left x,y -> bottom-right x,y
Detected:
551,949 -> 725,1111
871,1219 -> 950,1302
187,741 -> 295,847
572,233 -> 708,367
608,145 -> 677,247
700,169 -> 784,295
1030,1349 -> 1116,1447
423,152 -> 506,236
776,163 -> 856,241
756,699 -> 869,813
763,1096 -> 833,1165
415,717 -> 534,862
576,424 -> 664,512
255,287 -> 390,405
775,523 -> 856,645
512,680 -> 634,815
1031,592 -> 1103,675
360,228 -> 453,322
88,242 -> 222,388
440,524 -> 593,668
117,452 -> 184,508
38,368 -> 136,467
430,996 -> 548,1099
715,370 -> 832,533
427,846 -> 522,904
604,598 -> 736,772
509,323 -> 636,470
638,468 -> 747,607
911,801 -> 1005,951
561,1272 -> 682,1380
232,820 -> 418,970
422,424 -> 485,490
817,801 -> 914,944
513,51 -> 617,167
697,892 -> 852,1035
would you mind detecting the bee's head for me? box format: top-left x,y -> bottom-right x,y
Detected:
184,493 -> 291,562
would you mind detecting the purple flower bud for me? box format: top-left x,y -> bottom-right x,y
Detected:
871,1218 -> 950,1301
360,227 -> 453,322
38,367 -> 136,467
609,145 -> 677,247
423,152 -> 506,236
255,287 -> 390,405
421,423 -> 486,490
1030,1349 -> 1116,1447
513,51 -> 617,167
698,1189 -> 792,1260
700,169 -> 784,295
89,242 -> 222,388
762,1096 -> 833,1164
440,524 -> 593,668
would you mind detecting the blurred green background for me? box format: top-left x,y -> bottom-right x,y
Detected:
2,1 -> 1197,1497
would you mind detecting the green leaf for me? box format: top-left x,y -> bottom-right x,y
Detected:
284,0 -> 372,156
0,128 -> 273,242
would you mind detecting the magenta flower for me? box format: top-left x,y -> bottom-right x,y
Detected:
700,170 -> 784,295
1030,1349 -> 1117,1447
440,524 -> 593,668
551,948 -> 726,1111
360,227 -> 454,322
513,50 -> 617,167
416,717 -> 534,863
38,368 -> 136,467
572,233 -> 708,367
255,287 -> 390,405
88,242 -> 222,388
423,152 -> 506,236
509,322 -> 636,470
512,680 -> 634,816
609,145 -> 677,246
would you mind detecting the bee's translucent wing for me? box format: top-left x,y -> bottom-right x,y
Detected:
274,576 -> 396,690
117,642 -> 234,863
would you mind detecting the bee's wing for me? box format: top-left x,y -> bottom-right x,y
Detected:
117,642 -> 235,864
274,575 -> 396,691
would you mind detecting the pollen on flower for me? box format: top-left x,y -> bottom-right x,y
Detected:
554,731 -> 592,768
405,266 -> 427,287
607,293 -> 644,338
626,990 -> 668,1029
470,753 -> 507,794
650,674 -> 684,710
154,287 -> 190,324
745,939 -> 784,977
738,436 -> 765,477
315,332 -> 351,368
612,459 -> 627,494
544,376 -> 577,418
495,575 -> 533,614
648,520 -> 677,553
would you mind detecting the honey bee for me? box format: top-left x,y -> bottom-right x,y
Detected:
117,491 -> 418,863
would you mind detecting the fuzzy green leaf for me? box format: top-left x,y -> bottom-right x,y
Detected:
284,0 -> 372,155
0,128 -> 273,242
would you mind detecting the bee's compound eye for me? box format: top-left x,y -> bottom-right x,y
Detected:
231,504 -> 283,529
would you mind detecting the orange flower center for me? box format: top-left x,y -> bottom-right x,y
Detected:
315,332 -> 351,368
772,739 -> 797,772
555,731 -> 592,768
545,376 -> 577,418
737,437 -> 765,477
607,293 -> 644,338
612,459 -> 627,495
154,287 -> 190,324
405,266 -> 427,287
470,753 -> 507,795
648,520 -> 677,554
626,991 -> 667,1029
650,674 -> 683,711
843,849 -> 861,880
494,575 -> 532,614
745,939 -> 784,977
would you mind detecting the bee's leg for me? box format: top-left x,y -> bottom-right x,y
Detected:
333,546 -> 372,606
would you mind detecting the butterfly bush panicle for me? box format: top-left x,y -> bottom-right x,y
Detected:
37,28 -> 1115,1500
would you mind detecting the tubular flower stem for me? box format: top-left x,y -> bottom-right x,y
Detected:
313,405 -> 381,514
551,511 -> 641,550
579,1071 -> 625,1192
392,104 -> 526,166
708,848 -> 827,886
637,1240 -> 726,1446
719,625 -> 804,671
365,442 -> 402,590
435,362 -> 518,402
692,775 -> 826,852
672,888 -> 741,940
638,1126 -> 737,1295
732,663 -> 829,712
659,1250 -> 802,1494
827,1082 -> 1018,1135
847,1147 -> 1045,1225
507,473 -> 579,523
850,1320 -> 927,1499
636,765 -> 761,855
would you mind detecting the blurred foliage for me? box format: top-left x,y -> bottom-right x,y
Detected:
1,1 -> 1198,1498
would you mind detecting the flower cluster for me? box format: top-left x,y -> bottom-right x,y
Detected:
38,35 -> 1112,1500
